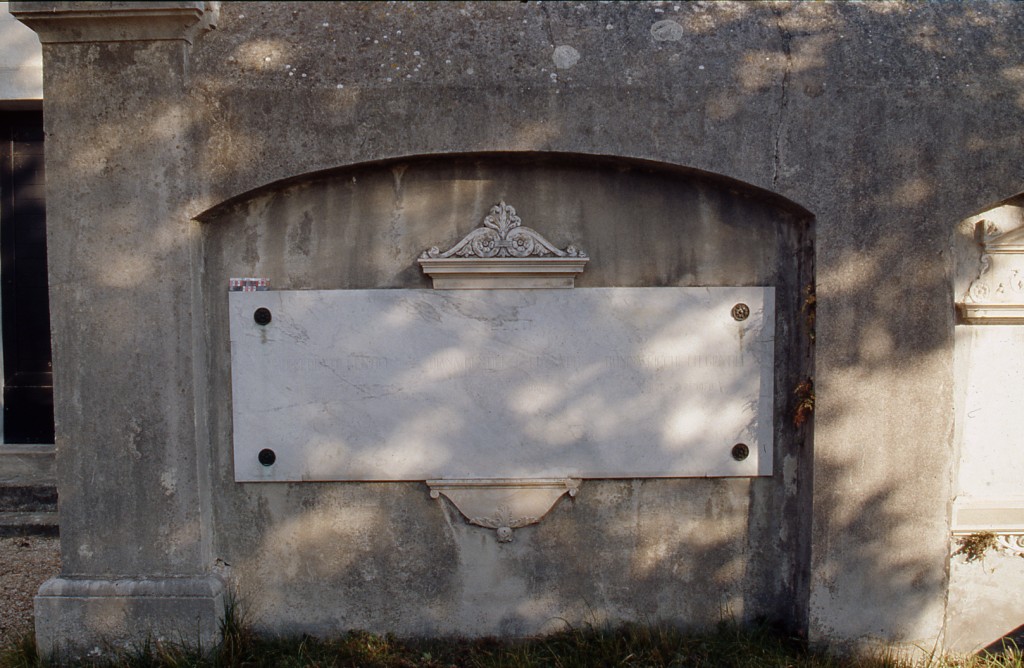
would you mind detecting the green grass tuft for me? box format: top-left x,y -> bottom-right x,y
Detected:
3,617 -> 1024,668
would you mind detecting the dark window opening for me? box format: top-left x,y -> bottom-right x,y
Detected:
0,111 -> 54,443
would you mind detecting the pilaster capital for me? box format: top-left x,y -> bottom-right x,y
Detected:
9,1 -> 218,45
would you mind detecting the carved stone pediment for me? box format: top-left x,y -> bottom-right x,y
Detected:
959,221 -> 1024,323
419,201 -> 588,289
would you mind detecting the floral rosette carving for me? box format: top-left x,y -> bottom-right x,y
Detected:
421,201 -> 586,260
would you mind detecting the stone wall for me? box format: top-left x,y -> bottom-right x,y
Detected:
199,154 -> 813,637
10,0 -> 1024,657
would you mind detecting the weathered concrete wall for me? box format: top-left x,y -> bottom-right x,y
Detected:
199,155 -> 814,636
189,1 -> 1024,650
12,0 -> 1024,657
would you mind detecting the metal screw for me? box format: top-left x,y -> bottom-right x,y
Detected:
731,443 -> 750,461
731,303 -> 750,321
258,448 -> 277,467
254,307 -> 272,326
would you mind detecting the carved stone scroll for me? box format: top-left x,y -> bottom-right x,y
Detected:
959,221 -> 1024,323
419,201 -> 588,289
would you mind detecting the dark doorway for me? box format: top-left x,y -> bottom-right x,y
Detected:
0,110 -> 53,444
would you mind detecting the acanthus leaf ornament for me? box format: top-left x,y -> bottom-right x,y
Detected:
419,202 -> 588,289
421,201 -> 586,260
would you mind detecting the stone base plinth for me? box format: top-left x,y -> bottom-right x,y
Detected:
34,576 -> 225,658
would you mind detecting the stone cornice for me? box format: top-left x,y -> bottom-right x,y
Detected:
952,498 -> 1024,535
10,1 -> 218,45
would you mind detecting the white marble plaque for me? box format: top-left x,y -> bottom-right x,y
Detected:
229,287 -> 774,481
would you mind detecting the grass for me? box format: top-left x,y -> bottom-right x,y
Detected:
2,610 -> 1023,668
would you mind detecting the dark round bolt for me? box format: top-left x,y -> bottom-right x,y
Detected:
731,443 -> 750,461
731,303 -> 750,321
254,307 -> 272,326
258,448 -> 276,467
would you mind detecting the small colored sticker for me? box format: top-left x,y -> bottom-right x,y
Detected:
229,277 -> 270,292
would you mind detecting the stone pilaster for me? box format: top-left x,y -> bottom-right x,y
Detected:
10,2 -> 221,657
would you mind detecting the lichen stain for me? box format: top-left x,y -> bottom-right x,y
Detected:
287,210 -> 313,257
552,45 -> 580,70
650,20 -> 684,42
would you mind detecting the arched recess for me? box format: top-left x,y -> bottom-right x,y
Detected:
197,152 -> 818,637
947,192 -> 1024,653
